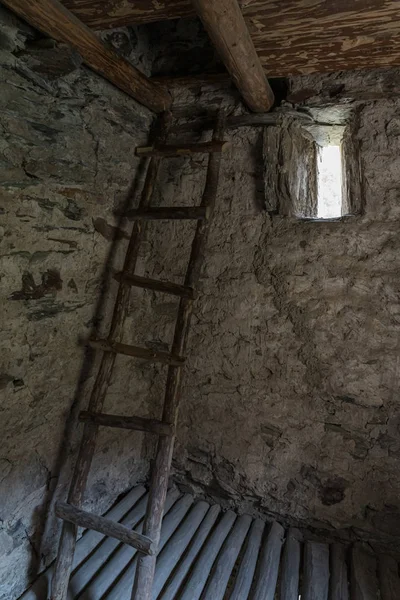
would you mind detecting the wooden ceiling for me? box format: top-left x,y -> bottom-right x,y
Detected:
62,0 -> 400,76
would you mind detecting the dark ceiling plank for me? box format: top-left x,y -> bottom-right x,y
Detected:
191,0 -> 274,112
62,0 -> 195,28
61,0 -> 400,76
3,0 -> 171,113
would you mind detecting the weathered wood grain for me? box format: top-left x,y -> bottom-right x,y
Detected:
79,411 -> 173,436
114,272 -> 195,299
136,141 -> 229,156
252,521 -> 285,600
202,514 -> 252,600
50,113 -> 171,600
330,543 -> 349,600
351,544 -> 379,600
179,510 -> 237,600
106,494 -> 195,600
61,0 -> 400,76
158,504 -> 221,600
191,0 -> 274,112
74,489 -> 181,600
2,0 -> 171,112
131,113 -> 226,600
230,518 -> 265,600
88,338 -> 185,366
68,490 -> 151,597
280,528 -> 301,600
19,486 -> 147,600
62,0 -> 194,26
151,501 -> 210,598
379,555 -> 400,600
55,502 -> 156,555
303,541 -> 330,600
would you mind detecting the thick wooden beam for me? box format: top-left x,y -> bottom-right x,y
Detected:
3,0 -> 171,113
61,0 -> 400,77
190,0 -> 274,112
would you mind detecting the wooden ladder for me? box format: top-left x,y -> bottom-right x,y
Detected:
51,110 -> 227,600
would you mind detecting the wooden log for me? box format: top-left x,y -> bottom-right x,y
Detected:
114,272 -> 195,299
125,206 -> 210,221
379,555 -> 400,600
230,518 -> 265,600
131,113 -> 226,600
70,488 -> 180,600
280,528 -> 301,600
190,0 -> 273,112
351,544 -> 379,600
50,113 -> 171,600
19,486 -> 147,600
252,521 -> 285,600
330,543 -> 349,600
62,0 -> 400,77
202,514 -> 252,600
2,0 -> 171,113
71,486 -> 146,570
303,541 -> 330,600
88,338 -> 185,366
171,110 -> 312,134
136,141 -> 229,157
55,502 -> 156,555
67,489 -> 151,596
79,411 -> 173,436
105,494 -> 194,600
152,501 -> 210,598
158,504 -> 221,600
179,510 -> 237,600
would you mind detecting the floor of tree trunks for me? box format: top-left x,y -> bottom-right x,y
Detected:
19,484 -> 400,600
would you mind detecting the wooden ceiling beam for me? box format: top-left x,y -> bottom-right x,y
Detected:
3,0 -> 171,113
61,0 -> 400,77
191,0 -> 274,112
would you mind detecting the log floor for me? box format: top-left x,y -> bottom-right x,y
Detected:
20,484 -> 400,600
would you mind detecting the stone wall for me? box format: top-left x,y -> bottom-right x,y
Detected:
0,8 -> 155,599
164,80 -> 400,552
3,5 -> 400,597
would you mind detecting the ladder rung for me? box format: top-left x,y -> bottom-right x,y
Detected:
114,272 -> 195,299
125,206 -> 209,221
89,338 -> 185,366
136,141 -> 229,157
79,411 -> 174,436
55,502 -> 157,555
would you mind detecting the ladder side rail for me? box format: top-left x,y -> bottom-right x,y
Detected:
51,112 -> 171,600
131,111 -> 226,600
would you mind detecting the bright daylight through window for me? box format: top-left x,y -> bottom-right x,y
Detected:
317,144 -> 343,219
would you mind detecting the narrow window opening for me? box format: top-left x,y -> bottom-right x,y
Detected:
316,144 -> 343,219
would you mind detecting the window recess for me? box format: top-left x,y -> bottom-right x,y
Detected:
263,115 -> 363,220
